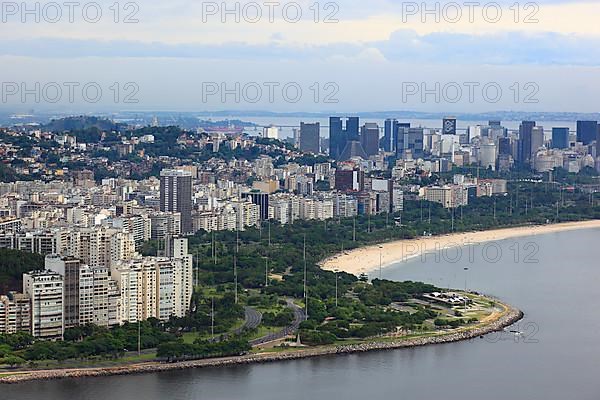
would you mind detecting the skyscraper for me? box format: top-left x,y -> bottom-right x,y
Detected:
160,169 -> 193,234
329,117 -> 344,159
360,123 -> 380,156
299,122 -> 320,154
443,117 -> 457,135
576,121 -> 598,145
383,119 -> 396,152
531,126 -> 545,161
552,127 -> 570,149
396,127 -> 424,158
346,117 -> 360,141
518,121 -> 536,165
329,117 -> 360,160
383,120 -> 410,153
498,137 -> 512,155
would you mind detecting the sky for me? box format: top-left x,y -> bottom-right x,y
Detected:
0,0 -> 598,113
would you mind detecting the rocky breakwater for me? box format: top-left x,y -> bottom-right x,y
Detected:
0,303 -> 523,384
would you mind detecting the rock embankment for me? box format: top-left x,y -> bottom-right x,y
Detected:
0,304 -> 523,384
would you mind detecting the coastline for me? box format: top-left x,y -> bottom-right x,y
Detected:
0,300 -> 523,384
321,220 -> 600,276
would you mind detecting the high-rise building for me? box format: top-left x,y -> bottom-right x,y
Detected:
360,123 -> 380,157
552,127 -> 570,149
383,119 -> 396,152
299,122 -> 321,154
160,169 -> 193,234
576,121 -> 598,145
111,254 -> 193,323
243,191 -> 269,221
397,128 -> 424,158
443,117 -> 457,135
498,137 -> 512,155
329,117 -> 360,159
346,117 -> 360,141
45,255 -> 81,328
23,271 -> 64,339
329,117 -> 343,159
518,121 -> 536,165
150,212 -> 182,240
531,127 -> 545,161
263,125 -> 279,139
596,127 -> 600,172
0,292 -> 30,334
335,169 -> 364,192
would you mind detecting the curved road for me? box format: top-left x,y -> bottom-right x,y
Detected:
250,299 -> 306,346
210,306 -> 263,343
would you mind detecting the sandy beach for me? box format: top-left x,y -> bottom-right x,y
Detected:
321,220 -> 600,276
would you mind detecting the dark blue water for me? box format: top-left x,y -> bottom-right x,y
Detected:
5,229 -> 600,400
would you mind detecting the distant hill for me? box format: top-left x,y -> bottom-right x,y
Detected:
43,116 -> 127,133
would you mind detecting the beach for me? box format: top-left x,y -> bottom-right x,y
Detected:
321,220 -> 600,276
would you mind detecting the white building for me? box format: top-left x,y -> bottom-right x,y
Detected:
23,271 -> 64,339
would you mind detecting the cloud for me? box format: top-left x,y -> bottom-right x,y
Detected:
1,31 -> 599,66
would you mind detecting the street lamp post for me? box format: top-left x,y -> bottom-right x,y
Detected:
464,267 -> 469,311
334,269 -> 339,307
379,245 -> 383,280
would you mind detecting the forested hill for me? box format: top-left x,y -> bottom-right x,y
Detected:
0,249 -> 44,293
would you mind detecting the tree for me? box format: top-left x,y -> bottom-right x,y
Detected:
1,355 -> 25,368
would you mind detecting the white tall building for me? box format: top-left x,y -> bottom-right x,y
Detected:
263,125 -> 279,139
23,271 -> 64,339
111,251 -> 193,323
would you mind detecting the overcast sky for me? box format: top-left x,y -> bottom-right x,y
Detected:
0,0 -> 598,113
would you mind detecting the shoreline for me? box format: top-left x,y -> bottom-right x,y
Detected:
321,220 -> 600,276
0,300 -> 523,384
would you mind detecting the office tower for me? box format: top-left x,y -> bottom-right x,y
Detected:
518,121 -> 536,165
397,128 -> 424,158
346,117 -> 360,141
383,120 -> 411,153
160,169 -> 193,234
23,271 -> 64,339
299,122 -> 321,154
479,141 -> 497,171
489,120 -> 502,127
383,119 -> 396,152
329,117 -> 360,159
329,117 -> 344,159
360,123 -> 380,156
243,191 -> 269,220
576,121 -> 598,145
531,127 -> 545,160
498,137 -> 512,155
443,117 -> 457,135
552,127 -> 570,149
45,255 -> 81,328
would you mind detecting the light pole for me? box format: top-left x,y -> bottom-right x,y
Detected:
379,245 -> 383,280
463,267 -> 469,311
303,234 -> 308,319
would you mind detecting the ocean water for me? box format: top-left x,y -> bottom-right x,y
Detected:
4,228 -> 600,400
